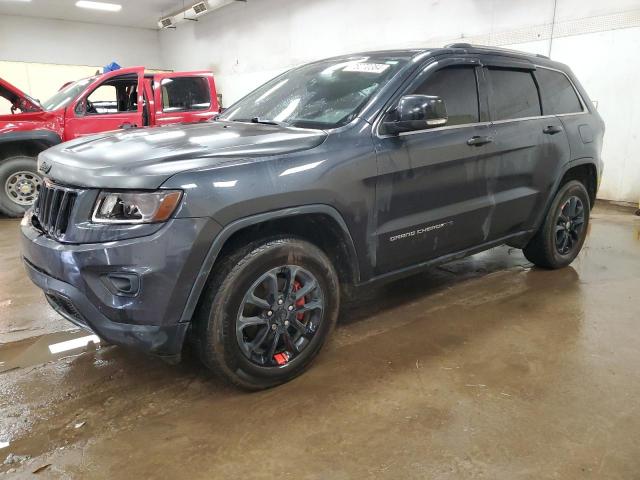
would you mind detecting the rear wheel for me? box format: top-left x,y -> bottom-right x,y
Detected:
0,156 -> 41,217
523,180 -> 590,269
194,237 -> 339,390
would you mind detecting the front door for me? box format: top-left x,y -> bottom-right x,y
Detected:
373,58 -> 495,274
64,67 -> 144,140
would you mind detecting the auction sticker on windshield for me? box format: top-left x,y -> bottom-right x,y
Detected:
343,63 -> 391,74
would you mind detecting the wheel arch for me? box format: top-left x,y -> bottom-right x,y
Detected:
0,130 -> 62,161
558,160 -> 598,207
180,205 -> 360,323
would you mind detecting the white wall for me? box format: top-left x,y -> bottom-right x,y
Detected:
159,0 -> 640,203
0,14 -> 162,69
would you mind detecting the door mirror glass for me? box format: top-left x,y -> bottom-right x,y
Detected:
383,94 -> 448,134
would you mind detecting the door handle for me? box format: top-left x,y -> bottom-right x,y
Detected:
120,122 -> 137,130
466,135 -> 494,146
543,125 -> 563,135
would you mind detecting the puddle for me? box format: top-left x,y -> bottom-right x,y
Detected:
0,330 -> 101,373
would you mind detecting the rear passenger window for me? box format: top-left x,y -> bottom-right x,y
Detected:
161,77 -> 211,112
412,66 -> 479,126
488,68 -> 541,120
535,68 -> 583,115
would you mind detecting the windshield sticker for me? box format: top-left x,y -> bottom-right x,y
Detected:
343,63 -> 391,74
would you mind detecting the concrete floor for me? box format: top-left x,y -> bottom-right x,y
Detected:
0,202 -> 639,479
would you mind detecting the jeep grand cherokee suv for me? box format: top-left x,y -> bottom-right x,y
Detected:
21,44 -> 604,389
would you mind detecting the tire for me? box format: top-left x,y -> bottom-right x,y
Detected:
523,180 -> 591,269
0,155 -> 41,217
193,236 -> 340,390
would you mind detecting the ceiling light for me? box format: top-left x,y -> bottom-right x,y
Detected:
75,1 -> 122,12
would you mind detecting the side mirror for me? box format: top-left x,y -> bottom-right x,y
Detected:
383,95 -> 448,134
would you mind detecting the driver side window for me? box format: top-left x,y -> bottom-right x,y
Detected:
78,74 -> 138,116
85,84 -> 118,114
411,66 -> 480,126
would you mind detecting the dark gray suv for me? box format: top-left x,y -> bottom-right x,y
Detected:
20,44 -> 604,389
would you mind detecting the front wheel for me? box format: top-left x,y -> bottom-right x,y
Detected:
0,156 -> 42,217
193,237 -> 340,390
523,180 -> 591,269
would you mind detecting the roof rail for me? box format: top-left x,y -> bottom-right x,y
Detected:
444,42 -> 550,59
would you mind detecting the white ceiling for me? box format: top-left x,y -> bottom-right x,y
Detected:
0,0 -> 191,29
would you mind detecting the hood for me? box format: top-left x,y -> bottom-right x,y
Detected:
40,121 -> 328,189
0,77 -> 42,113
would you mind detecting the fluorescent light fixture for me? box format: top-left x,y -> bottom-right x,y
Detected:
48,334 -> 101,354
75,1 -> 122,12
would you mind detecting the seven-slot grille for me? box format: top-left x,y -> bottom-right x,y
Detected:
33,180 -> 78,238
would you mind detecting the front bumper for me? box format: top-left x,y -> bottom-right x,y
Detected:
20,215 -> 221,359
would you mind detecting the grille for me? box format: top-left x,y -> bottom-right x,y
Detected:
33,180 -> 78,238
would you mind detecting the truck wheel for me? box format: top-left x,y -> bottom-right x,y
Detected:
194,236 -> 339,390
523,180 -> 590,269
0,156 -> 42,217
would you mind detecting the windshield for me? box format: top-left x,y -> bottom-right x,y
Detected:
219,56 -> 409,129
41,76 -> 96,111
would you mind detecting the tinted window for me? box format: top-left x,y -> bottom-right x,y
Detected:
412,66 -> 479,126
535,68 -> 582,115
161,77 -> 211,112
488,68 -> 541,120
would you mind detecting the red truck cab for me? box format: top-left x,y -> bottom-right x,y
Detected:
0,67 -> 218,216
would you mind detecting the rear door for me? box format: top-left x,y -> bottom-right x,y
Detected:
64,67 -> 144,140
152,71 -> 218,127
373,57 -> 495,274
481,58 -> 570,239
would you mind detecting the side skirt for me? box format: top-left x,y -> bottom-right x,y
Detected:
357,229 -> 534,288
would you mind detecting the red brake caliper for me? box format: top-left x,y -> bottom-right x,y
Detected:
272,280 -> 306,366
293,280 -> 306,321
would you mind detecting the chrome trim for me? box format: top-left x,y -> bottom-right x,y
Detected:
378,121 -> 491,139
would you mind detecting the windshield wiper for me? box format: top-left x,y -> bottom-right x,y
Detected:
249,117 -> 290,127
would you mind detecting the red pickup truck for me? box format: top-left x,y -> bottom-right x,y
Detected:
0,67 -> 218,216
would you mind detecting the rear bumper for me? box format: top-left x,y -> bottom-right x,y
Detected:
20,215 -> 222,359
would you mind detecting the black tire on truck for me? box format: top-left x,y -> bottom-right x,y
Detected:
0,155 -> 42,217
193,236 -> 340,390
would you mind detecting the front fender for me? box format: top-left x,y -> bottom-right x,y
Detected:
178,204 -> 358,323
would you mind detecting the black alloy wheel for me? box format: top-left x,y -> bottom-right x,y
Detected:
236,265 -> 324,367
555,196 -> 585,255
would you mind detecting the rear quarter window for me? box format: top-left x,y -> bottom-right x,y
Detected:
488,68 -> 541,121
535,68 -> 583,115
161,77 -> 211,112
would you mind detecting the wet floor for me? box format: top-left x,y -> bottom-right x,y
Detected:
0,203 -> 639,478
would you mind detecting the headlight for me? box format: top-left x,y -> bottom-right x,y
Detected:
92,190 -> 182,224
